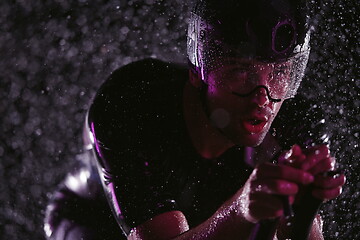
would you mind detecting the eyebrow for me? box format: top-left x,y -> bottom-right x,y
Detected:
275,64 -> 290,70
223,57 -> 254,66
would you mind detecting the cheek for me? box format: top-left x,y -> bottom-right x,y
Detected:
206,89 -> 230,110
206,92 -> 246,129
268,101 -> 284,124
208,95 -> 248,121
273,101 -> 284,115
210,108 -> 231,129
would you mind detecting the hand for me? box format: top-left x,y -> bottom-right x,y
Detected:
302,145 -> 346,201
280,144 -> 346,201
239,161 -> 314,223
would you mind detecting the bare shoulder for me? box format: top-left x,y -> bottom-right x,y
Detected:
44,168 -> 124,239
127,211 -> 189,240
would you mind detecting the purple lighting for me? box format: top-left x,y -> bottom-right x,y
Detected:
90,122 -> 103,158
271,19 -> 296,54
108,182 -> 123,216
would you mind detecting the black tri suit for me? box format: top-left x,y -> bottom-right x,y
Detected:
44,58 -> 329,240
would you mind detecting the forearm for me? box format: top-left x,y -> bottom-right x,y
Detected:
173,197 -> 256,240
128,195 -> 257,240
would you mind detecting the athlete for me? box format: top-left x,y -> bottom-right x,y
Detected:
44,0 -> 345,239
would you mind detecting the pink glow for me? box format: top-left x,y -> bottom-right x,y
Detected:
108,182 -> 122,216
90,122 -> 103,158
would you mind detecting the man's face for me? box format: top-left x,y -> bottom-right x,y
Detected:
204,59 -> 292,147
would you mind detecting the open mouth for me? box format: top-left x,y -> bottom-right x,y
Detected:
243,119 -> 267,134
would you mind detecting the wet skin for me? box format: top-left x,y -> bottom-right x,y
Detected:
202,59 -> 346,221
204,60 -> 291,147
128,60 -> 346,239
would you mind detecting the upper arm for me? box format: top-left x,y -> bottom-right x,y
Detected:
87,60 -> 187,237
127,211 -> 189,240
44,168 -> 125,240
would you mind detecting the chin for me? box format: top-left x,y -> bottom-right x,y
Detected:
234,133 -> 267,147
223,125 -> 269,147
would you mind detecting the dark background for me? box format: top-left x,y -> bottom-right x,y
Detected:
0,0 -> 358,239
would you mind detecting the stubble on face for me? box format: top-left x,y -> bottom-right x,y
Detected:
206,90 -> 284,147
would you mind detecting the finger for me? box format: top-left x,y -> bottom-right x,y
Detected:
251,179 -> 299,195
301,145 -> 330,171
303,144 -> 330,157
257,163 -> 314,185
312,186 -> 343,200
278,145 -> 305,167
308,157 -> 335,175
291,145 -> 306,168
291,144 -> 302,156
313,174 -> 346,189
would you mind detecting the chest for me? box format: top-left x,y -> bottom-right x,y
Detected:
173,147 -> 252,227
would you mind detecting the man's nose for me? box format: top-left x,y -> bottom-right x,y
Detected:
252,87 -> 270,107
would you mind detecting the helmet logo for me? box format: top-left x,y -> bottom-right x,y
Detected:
272,19 -> 296,54
246,17 -> 297,58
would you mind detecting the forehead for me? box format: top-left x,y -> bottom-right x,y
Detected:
219,57 -> 293,69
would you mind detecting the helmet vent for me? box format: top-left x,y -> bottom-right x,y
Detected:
272,19 -> 296,54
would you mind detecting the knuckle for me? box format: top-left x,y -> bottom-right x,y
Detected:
324,158 -> 333,168
330,157 -> 336,169
310,144 -> 329,159
325,187 -> 342,200
341,175 -> 346,185
277,181 -> 297,194
250,183 -> 259,193
320,144 -> 330,155
318,144 -> 327,150
315,144 -> 328,152
335,186 -> 343,196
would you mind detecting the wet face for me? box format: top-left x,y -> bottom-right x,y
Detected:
204,59 -> 291,147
